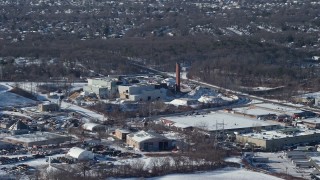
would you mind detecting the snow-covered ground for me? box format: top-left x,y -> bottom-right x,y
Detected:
145,167 -> 283,180
0,84 -> 36,108
0,82 -> 105,122
60,101 -> 105,121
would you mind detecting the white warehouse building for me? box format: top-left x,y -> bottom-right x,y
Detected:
118,84 -> 167,101
83,78 -> 118,99
67,147 -> 94,160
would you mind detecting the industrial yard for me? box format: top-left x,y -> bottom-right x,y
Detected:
0,64 -> 320,180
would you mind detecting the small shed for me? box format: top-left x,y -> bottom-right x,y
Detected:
39,103 -> 59,112
115,129 -> 131,140
67,147 -> 94,160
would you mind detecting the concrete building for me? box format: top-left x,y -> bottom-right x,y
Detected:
118,84 -> 166,101
3,132 -> 72,147
115,129 -> 131,140
83,78 -> 118,99
126,130 -> 172,151
236,127 -> 320,151
67,147 -> 94,160
39,103 -> 59,112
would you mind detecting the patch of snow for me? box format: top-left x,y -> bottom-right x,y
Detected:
187,86 -> 218,99
140,167 -> 282,180
224,156 -> 242,163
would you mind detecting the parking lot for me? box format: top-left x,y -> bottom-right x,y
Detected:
253,152 -> 313,179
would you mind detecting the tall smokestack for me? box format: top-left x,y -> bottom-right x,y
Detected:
176,62 -> 180,92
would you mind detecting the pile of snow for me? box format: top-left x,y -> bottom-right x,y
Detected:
198,96 -> 224,104
187,86 -> 219,99
224,156 -> 242,164
169,98 -> 199,107
162,78 -> 176,87
169,99 -> 189,106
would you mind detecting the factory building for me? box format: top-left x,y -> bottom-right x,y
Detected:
236,127 -> 320,151
118,84 -> 166,101
83,78 -> 118,99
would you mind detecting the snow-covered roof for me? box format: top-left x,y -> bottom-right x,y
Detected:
233,107 -> 280,116
128,130 -> 167,143
67,147 -> 94,160
116,128 -> 130,133
301,118 -> 320,124
161,111 -> 277,131
4,132 -> 67,143
240,127 -> 320,140
254,103 -> 303,115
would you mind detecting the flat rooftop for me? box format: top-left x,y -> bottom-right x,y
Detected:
4,132 -> 69,143
233,107 -> 280,116
301,118 -> 320,124
255,103 -> 303,115
239,127 -> 320,140
233,103 -> 304,117
162,110 -> 277,131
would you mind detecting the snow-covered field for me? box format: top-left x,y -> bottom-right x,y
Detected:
0,84 -> 36,108
146,167 -> 283,180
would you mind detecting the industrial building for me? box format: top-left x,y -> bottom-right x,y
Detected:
118,84 -> 167,101
83,78 -> 118,99
126,130 -> 172,151
3,132 -> 72,147
160,110 -> 280,134
236,127 -> 320,151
